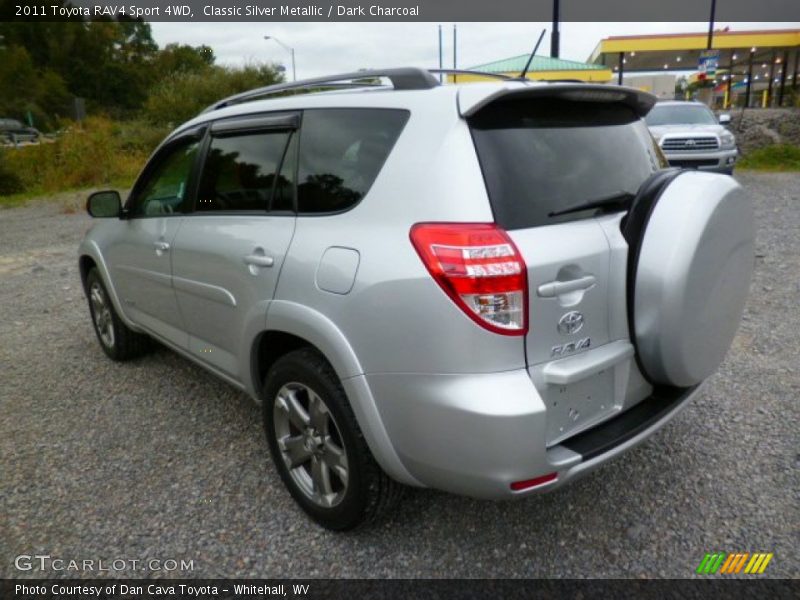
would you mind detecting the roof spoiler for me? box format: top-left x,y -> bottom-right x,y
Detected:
458,83 -> 658,118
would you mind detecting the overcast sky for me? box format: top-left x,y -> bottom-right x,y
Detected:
149,22 -> 798,78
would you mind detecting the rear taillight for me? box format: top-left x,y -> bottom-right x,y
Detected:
410,223 -> 528,336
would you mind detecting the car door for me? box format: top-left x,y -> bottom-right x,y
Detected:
170,113 -> 299,379
105,134 -> 201,348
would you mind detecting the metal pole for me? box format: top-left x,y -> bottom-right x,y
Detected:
707,0 -> 717,49
551,0 -> 560,58
778,51 -> 788,106
745,49 -> 754,108
794,49 -> 800,90
617,52 -> 624,86
453,24 -> 457,83
438,25 -> 443,83
264,36 -> 296,82
767,51 -> 776,107
725,49 -> 735,109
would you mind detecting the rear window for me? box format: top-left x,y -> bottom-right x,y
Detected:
469,98 -> 666,230
297,108 -> 409,214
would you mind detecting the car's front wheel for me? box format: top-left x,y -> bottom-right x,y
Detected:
263,348 -> 402,530
85,268 -> 151,361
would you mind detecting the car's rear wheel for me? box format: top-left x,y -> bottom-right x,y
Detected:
263,348 -> 402,530
85,268 -> 151,361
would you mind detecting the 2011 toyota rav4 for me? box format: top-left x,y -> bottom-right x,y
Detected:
78,68 -> 754,530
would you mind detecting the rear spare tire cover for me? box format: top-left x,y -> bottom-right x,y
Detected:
631,171 -> 754,387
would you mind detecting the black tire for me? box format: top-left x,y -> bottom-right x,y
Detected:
263,348 -> 402,530
85,268 -> 151,361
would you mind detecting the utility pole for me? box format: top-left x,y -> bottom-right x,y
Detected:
551,0 -> 560,58
438,25 -> 443,83
453,24 -> 457,83
707,0 -> 717,49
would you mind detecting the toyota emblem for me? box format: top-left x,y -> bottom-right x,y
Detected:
557,311 -> 585,335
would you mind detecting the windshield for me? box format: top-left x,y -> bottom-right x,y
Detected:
645,105 -> 717,126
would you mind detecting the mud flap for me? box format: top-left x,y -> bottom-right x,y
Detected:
623,171 -> 754,387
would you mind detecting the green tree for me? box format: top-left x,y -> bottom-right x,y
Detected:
153,43 -> 215,76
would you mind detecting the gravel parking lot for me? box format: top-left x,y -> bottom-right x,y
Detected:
1,172 -> 798,579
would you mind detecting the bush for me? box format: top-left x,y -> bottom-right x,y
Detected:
143,64 -> 283,127
738,144 -> 800,171
0,150 -> 24,195
1,116 -> 166,199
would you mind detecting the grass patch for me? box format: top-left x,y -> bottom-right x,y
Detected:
738,144 -> 800,171
0,116 -> 167,208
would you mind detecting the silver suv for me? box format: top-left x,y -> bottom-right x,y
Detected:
79,69 -> 755,530
645,100 -> 738,174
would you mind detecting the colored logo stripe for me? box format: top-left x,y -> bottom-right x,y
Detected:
745,553 -> 774,574
697,552 -> 773,574
697,553 -> 726,574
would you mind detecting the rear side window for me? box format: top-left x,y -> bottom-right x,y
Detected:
197,131 -> 292,212
469,98 -> 666,230
297,109 -> 409,214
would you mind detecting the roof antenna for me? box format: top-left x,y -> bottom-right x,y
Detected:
518,29 -> 547,80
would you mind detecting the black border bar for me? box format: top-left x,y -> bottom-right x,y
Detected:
4,0 -> 800,22
2,579 -> 799,600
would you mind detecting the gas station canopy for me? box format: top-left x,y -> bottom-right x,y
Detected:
589,29 -> 800,107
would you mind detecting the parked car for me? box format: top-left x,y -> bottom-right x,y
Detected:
78,69 -> 755,530
0,118 -> 40,144
645,100 -> 738,173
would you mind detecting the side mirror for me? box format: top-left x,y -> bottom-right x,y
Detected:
718,113 -> 732,125
86,190 -> 121,218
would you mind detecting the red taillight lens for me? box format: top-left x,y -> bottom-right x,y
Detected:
510,472 -> 558,491
409,223 -> 528,335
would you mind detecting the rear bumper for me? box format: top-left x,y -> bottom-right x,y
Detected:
364,369 -> 700,499
663,148 -> 738,172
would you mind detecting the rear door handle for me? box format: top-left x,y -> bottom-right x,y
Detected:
243,254 -> 274,268
153,241 -> 170,252
537,275 -> 596,298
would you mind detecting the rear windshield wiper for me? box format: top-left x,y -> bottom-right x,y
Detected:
548,191 -> 635,218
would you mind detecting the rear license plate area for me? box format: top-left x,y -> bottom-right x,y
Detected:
544,368 -> 618,447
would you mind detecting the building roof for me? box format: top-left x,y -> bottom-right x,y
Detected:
589,28 -> 800,72
591,28 -> 800,60
470,54 -> 608,73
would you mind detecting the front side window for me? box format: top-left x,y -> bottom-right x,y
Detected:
131,140 -> 199,217
196,130 -> 293,212
297,109 -> 409,214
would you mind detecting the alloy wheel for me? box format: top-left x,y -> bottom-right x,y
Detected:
89,281 -> 115,348
273,382 -> 349,508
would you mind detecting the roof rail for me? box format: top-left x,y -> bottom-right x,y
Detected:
428,69 -> 513,81
202,67 -> 440,113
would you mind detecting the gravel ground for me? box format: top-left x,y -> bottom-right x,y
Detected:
1,172 -> 798,579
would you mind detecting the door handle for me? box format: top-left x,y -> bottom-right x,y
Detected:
153,241 -> 170,253
537,275 -> 596,298
243,254 -> 275,268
